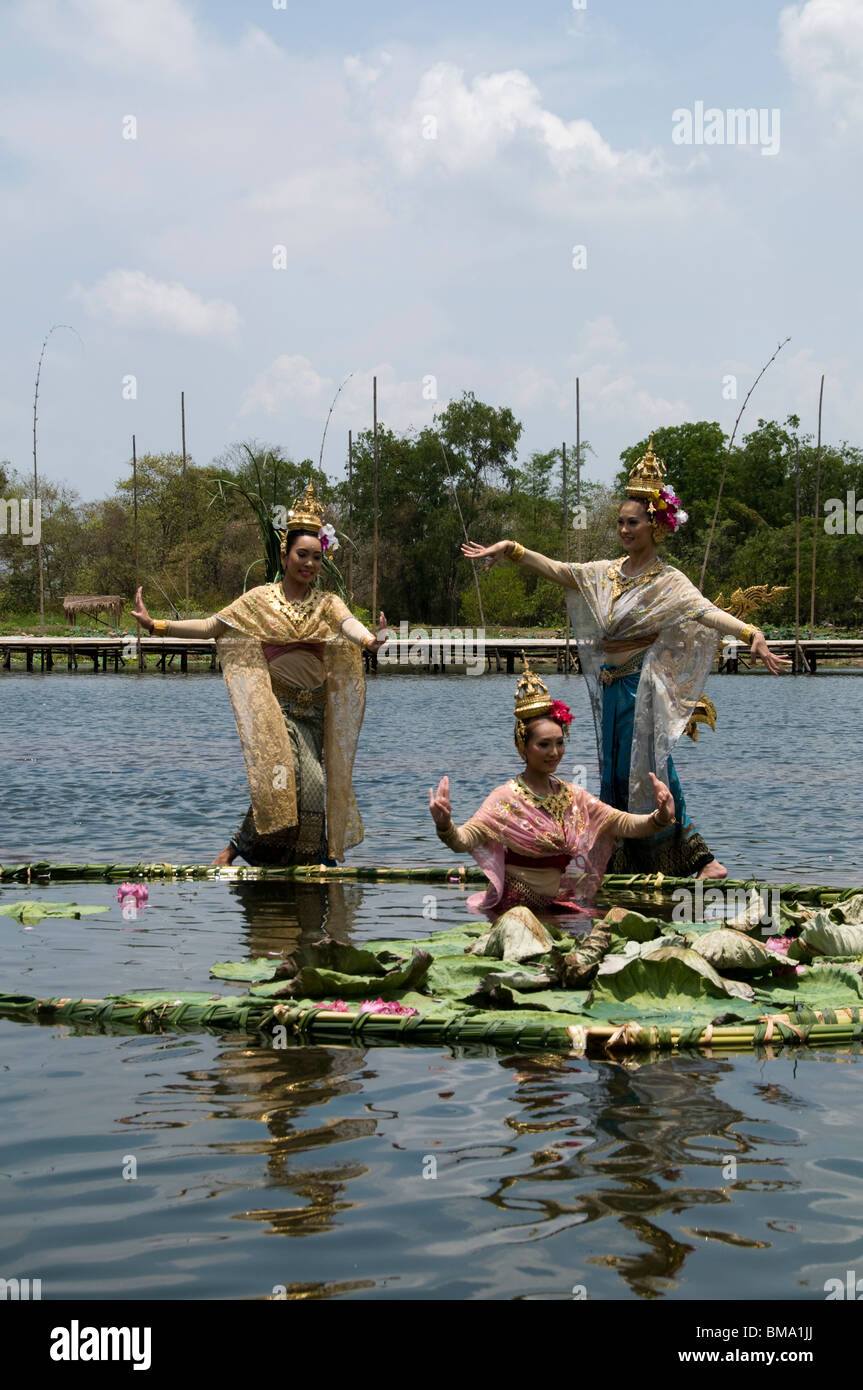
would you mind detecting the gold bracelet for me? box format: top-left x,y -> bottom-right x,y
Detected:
739,623 -> 757,645
151,619 -> 168,635
506,541 -> 525,563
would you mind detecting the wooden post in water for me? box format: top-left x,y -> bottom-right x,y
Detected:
809,374 -> 824,638
562,441 -> 570,678
32,334 -> 49,636
575,377 -> 582,563
133,434 -> 143,669
372,377 -> 379,625
181,392 -> 190,618
347,429 -> 354,603
794,437 -> 801,675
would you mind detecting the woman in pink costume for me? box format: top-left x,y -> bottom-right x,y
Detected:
428,656 -> 675,921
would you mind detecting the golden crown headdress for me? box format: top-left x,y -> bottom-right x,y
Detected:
514,651 -> 553,722
513,651 -> 571,758
625,434 -> 666,501
278,481 -> 326,544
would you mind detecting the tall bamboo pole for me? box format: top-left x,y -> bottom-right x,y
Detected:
372,376 -> 379,624
700,338 -> 790,590
347,429 -> 354,603
133,434 -> 143,669
30,324 -> 80,635
809,374 -> 825,638
794,437 -> 801,676
181,391 -> 189,618
575,376 -> 582,563
562,441 -> 570,678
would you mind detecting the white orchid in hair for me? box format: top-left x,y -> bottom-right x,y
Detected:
319,523 -> 339,553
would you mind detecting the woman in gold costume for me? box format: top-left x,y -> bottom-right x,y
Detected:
462,438 -> 790,880
132,483 -> 387,866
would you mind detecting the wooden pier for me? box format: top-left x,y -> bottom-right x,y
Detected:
1,634 -> 861,675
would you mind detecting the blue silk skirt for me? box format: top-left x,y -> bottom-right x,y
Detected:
598,666 -> 712,874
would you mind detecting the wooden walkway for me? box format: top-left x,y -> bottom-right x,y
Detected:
2,634 -> 862,674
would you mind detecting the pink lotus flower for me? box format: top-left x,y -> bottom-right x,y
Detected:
117,882 -> 148,905
765,935 -> 793,954
359,998 -> 419,1015
319,998 -> 418,1016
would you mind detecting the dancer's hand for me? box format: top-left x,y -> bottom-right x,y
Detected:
648,772 -> 674,825
429,775 -> 452,827
367,610 -> 389,653
461,539 -> 508,569
750,631 -> 791,674
131,586 -> 153,632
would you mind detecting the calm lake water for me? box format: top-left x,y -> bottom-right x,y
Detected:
1,668 -> 862,1300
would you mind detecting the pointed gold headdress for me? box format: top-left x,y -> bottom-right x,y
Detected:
625,434 -> 666,501
623,434 -> 687,542
278,481 -> 326,545
513,652 -> 571,757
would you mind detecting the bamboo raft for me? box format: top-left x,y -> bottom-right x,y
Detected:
1,988 -> 861,1057
0,860 -> 860,910
3,866 -> 863,1055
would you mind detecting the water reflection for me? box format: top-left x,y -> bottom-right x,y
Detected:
226,879 -> 366,958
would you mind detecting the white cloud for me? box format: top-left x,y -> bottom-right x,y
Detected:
72,269 -> 241,338
779,0 -> 863,126
389,62 -> 665,178
14,0 -> 207,82
240,358 -> 438,435
240,355 -> 333,415
344,51 -> 392,88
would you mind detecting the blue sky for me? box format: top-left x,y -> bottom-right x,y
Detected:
0,0 -> 859,501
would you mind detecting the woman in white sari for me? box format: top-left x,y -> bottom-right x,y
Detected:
462,438 -> 789,879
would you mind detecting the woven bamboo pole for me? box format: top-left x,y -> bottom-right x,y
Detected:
2,989 -> 861,1054
0,863 -> 859,906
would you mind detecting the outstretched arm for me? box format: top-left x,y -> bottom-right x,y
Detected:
697,606 -> 790,676
428,776 -> 489,851
461,540 -> 581,589
131,587 -> 227,638
593,772 -> 676,839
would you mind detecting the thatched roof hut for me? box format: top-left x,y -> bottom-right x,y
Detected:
63,595 -> 124,626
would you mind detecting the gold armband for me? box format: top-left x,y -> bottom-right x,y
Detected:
505,541 -> 525,563
151,619 -> 168,635
362,635 -> 375,650
739,623 -> 757,645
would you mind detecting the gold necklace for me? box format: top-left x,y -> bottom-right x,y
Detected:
271,582 -> 318,626
515,775 -> 571,825
610,555 -> 663,602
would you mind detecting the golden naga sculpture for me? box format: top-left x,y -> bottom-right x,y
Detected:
712,584 -> 789,622
684,584 -> 789,741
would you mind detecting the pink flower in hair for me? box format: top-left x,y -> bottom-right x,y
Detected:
548,700 -> 573,727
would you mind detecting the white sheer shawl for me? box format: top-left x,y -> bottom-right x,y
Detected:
566,560 -> 719,813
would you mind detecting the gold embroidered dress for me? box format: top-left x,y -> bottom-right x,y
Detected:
507,549 -> 755,874
160,583 -> 373,863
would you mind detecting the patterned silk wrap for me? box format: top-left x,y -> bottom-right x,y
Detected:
215,583 -> 366,860
565,559 -> 719,814
464,779 -> 617,914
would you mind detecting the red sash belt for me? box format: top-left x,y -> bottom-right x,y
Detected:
505,850 -> 570,870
